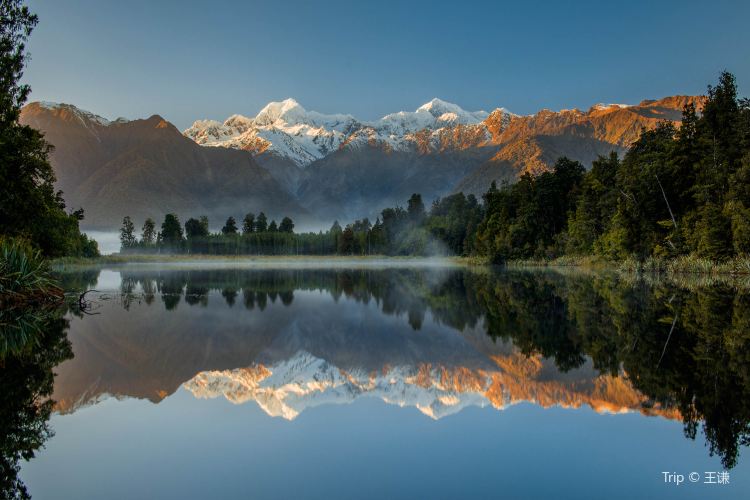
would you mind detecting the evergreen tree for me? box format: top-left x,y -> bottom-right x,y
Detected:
141,218 -> 156,244
221,216 -> 238,235
330,220 -> 342,251
185,217 -> 209,239
369,218 -> 386,253
695,203 -> 732,260
160,213 -> 183,246
351,218 -> 371,254
567,153 -> 619,254
380,207 -> 408,252
242,212 -> 255,234
279,216 -> 294,233
671,102 -> 702,212
407,193 -> 426,224
268,220 -> 278,232
119,216 -> 136,249
702,71 -> 742,194
255,212 -> 268,232
339,225 -> 355,254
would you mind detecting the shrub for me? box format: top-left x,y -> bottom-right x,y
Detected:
0,237 -> 62,307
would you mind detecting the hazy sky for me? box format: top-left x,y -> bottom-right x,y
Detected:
24,0 -> 750,130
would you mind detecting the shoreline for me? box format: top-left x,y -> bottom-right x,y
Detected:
50,254 -> 486,270
50,253 -> 750,278
45,254 -> 750,292
505,255 -> 750,276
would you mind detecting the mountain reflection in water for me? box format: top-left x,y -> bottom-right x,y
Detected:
44,265 -> 750,471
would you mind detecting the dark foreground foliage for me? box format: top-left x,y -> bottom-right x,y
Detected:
0,0 -> 98,259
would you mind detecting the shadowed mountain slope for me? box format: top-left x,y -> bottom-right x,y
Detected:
20,102 -> 308,230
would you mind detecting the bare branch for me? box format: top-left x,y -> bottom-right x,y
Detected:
655,174 -> 677,230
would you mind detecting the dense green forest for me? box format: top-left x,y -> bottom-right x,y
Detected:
477,71 -> 749,262
478,71 -> 750,263
122,71 -> 749,263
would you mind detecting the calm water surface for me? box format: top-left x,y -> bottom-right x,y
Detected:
5,263 -> 750,499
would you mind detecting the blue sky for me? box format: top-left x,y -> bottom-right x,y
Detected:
25,0 -> 750,129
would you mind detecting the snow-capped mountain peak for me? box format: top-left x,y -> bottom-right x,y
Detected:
184,98 -> 363,166
417,97 -> 459,114
252,98 -> 358,130
183,98 -> 508,167
254,98 -> 306,126
416,97 -> 489,123
377,98 -> 489,131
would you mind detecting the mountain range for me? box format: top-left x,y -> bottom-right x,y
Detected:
19,102 -> 308,229
183,350 -> 678,421
21,95 -> 704,230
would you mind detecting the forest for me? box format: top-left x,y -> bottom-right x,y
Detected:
119,71 -> 750,263
477,71 -> 750,263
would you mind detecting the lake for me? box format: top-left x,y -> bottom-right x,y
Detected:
6,262 -> 750,499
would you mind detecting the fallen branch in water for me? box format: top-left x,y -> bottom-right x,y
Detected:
78,289 -> 101,314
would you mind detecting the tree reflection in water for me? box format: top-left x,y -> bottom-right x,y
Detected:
110,267 -> 749,468
0,307 -> 73,499
0,269 -> 100,498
